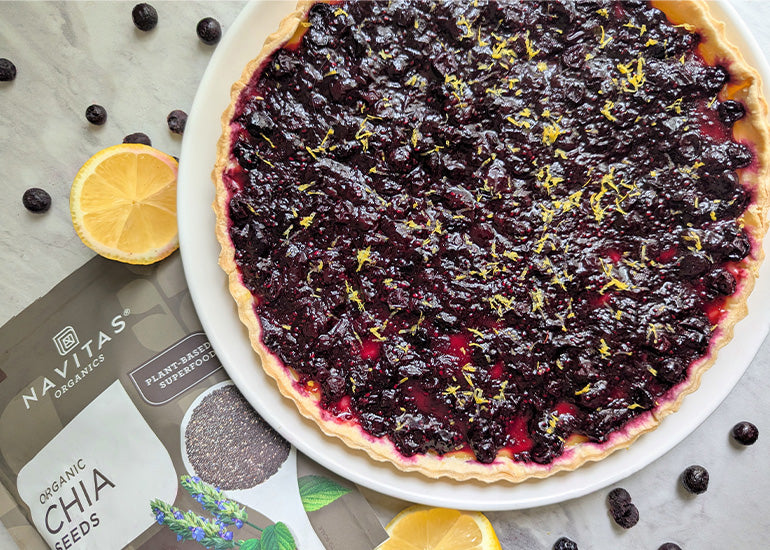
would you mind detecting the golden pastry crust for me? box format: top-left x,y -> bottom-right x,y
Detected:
213,0 -> 770,482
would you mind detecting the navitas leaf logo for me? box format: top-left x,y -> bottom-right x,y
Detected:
52,326 -> 79,356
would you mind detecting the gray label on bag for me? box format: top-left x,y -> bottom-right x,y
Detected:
128,332 -> 222,405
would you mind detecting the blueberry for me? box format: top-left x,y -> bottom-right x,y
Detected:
167,109 -> 188,134
610,502 -> 639,529
123,132 -> 152,146
132,3 -> 158,32
705,269 -> 736,296
674,133 -> 702,163
0,58 -> 16,81
244,110 -> 275,136
85,104 -> 107,125
726,142 -> 753,169
197,17 -> 222,45
699,66 -> 729,94
677,254 -> 709,278
607,488 -> 639,529
233,140 -> 259,169
658,544 -> 682,550
553,536 -> 578,550
731,421 -> 759,445
562,44 -> 586,69
607,487 -> 632,507
717,100 -> 745,125
723,230 -> 751,262
703,170 -> 738,199
22,188 -> 52,213
681,465 -> 709,494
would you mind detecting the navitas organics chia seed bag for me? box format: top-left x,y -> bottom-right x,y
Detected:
0,253 -> 385,550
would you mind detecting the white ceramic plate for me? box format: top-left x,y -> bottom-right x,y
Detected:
178,0 -> 770,510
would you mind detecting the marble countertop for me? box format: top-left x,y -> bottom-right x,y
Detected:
2,1 -> 769,549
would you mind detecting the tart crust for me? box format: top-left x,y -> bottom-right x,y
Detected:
213,0 -> 770,482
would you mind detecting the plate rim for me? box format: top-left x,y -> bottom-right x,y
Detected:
177,0 -> 770,510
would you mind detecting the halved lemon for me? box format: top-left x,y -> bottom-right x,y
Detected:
70,143 -> 179,264
376,505 -> 502,550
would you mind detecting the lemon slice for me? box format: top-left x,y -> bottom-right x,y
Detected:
70,143 -> 179,264
376,506 -> 502,550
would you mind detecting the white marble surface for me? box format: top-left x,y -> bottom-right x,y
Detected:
1,1 -> 770,549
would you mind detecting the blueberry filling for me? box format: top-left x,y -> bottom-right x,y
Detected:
223,1 -> 755,465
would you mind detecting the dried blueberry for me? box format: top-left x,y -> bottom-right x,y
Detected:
85,104 -> 107,125
552,536 -> 578,550
22,188 -> 52,213
0,58 -> 16,81
610,502 -> 639,529
717,100 -> 745,125
607,488 -> 639,529
731,421 -> 759,445
607,487 -> 632,507
197,17 -> 222,45
132,3 -> 157,31
167,109 -> 188,134
123,132 -> 152,146
681,464 -> 709,494
658,544 -> 682,550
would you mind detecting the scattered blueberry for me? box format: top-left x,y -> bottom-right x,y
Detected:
607,487 -> 632,507
85,104 -> 107,125
681,465 -> 709,494
132,3 -> 158,32
658,544 -> 682,550
553,536 -> 578,550
167,109 -> 188,134
717,100 -> 746,125
731,421 -> 759,446
123,132 -> 152,146
196,17 -> 222,45
606,488 -> 639,529
0,58 -> 16,81
610,502 -> 639,529
22,188 -> 52,213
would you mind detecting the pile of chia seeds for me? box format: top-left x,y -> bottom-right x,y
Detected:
184,385 -> 290,490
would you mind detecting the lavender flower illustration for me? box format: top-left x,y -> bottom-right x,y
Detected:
150,475 -> 296,550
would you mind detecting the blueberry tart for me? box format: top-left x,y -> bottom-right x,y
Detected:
213,0 -> 769,481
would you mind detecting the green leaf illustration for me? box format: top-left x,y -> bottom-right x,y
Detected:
259,522 -> 296,550
239,539 -> 261,550
298,475 -> 352,512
